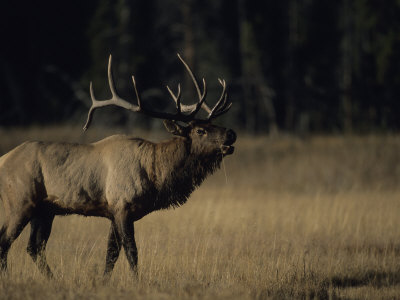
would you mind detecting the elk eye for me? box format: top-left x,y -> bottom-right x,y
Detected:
196,129 -> 206,136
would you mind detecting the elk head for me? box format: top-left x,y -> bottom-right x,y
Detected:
163,120 -> 236,157
84,54 -> 236,157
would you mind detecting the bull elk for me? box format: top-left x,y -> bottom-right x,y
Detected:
0,54 -> 236,278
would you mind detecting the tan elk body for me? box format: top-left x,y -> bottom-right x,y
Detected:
0,55 -> 236,278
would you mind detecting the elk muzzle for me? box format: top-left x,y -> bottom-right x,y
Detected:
221,129 -> 236,156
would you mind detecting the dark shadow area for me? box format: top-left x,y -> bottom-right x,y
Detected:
330,269 -> 400,288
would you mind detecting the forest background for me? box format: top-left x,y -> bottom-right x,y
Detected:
1,0 -> 399,134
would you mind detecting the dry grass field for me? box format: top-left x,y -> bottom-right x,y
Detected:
1,126 -> 400,299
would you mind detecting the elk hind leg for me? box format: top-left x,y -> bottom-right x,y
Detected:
26,215 -> 55,278
0,225 -> 7,271
0,214 -> 30,272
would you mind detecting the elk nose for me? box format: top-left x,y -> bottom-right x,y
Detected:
226,129 -> 237,144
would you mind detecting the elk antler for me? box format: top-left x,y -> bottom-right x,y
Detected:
175,54 -> 232,120
83,54 -> 232,131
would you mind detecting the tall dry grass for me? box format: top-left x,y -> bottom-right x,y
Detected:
1,127 -> 400,299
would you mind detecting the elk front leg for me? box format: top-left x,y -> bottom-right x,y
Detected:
26,215 -> 55,278
103,221 -> 122,278
114,214 -> 138,277
122,221 -> 138,276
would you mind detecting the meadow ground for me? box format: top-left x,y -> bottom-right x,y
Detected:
1,126 -> 400,299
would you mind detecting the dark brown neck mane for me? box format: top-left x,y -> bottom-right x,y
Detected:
151,137 -> 222,210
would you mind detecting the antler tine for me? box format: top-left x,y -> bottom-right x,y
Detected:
166,84 -> 182,114
177,54 -> 201,98
213,79 -> 227,111
216,79 -> 231,112
211,101 -> 232,119
206,78 -> 232,120
177,54 -> 212,115
131,76 -> 142,108
192,78 -> 207,114
107,55 -> 117,98
82,82 -> 97,131
212,93 -> 232,118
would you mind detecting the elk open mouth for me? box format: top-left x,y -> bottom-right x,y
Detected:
221,144 -> 235,155
221,129 -> 236,156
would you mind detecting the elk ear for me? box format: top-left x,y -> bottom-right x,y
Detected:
163,120 -> 186,136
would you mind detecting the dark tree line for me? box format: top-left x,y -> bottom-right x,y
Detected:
1,0 -> 400,133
